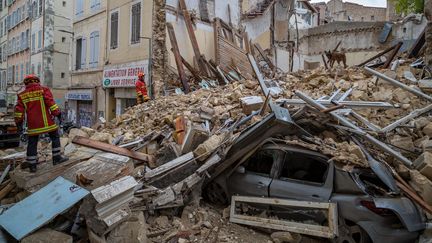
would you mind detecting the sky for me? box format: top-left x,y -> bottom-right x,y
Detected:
310,0 -> 387,8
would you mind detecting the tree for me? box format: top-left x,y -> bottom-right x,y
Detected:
390,0 -> 424,15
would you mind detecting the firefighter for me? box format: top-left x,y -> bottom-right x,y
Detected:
14,74 -> 68,173
135,72 -> 149,104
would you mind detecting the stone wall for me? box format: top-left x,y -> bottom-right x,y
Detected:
326,0 -> 386,22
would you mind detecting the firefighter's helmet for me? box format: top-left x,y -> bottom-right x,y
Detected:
138,72 -> 145,79
23,74 -> 40,85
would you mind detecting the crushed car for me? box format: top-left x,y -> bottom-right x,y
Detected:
204,105 -> 427,243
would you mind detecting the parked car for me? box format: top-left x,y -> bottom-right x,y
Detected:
204,107 -> 426,243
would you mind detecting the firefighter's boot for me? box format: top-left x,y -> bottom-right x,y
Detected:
29,163 -> 37,173
53,155 -> 69,165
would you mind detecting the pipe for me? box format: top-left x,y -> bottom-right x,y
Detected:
295,91 -> 413,167
364,67 -> 432,102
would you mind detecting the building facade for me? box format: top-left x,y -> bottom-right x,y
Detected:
325,0 -> 386,22
103,0 -> 153,120
6,0 -> 31,90
0,0 -> 8,93
69,0 -> 107,127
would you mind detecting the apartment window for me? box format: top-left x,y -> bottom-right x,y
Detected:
38,30 -> 42,49
17,7 -> 21,23
31,33 -> 35,51
37,0 -> 42,16
75,0 -> 83,17
61,72 -> 65,78
26,29 -> 29,48
20,63 -> 23,81
0,22 -> 3,38
11,37 -> 15,54
130,2 -> 141,44
90,0 -> 100,11
32,1 -> 37,18
21,32 -> 25,50
37,63 -> 41,77
0,46 -> 2,64
0,0 -> 2,11
15,65 -> 18,83
31,64 -> 34,73
26,62 -> 29,75
76,37 -> 86,70
371,15 -> 375,20
110,11 -> 118,49
16,36 -> 19,52
62,37 -> 66,42
89,31 -> 100,68
62,1 -> 66,7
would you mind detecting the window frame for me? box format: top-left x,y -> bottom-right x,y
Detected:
110,10 -> 119,49
276,150 -> 330,186
129,1 -> 141,45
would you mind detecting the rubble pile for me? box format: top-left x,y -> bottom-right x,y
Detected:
1,56 -> 432,242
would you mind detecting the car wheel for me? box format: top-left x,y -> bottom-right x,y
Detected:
204,182 -> 229,205
334,218 -> 371,243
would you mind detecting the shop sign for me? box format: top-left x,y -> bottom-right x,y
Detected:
103,60 -> 148,88
65,90 -> 93,100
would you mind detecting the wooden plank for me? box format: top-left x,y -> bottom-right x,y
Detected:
254,43 -> 275,69
0,177 -> 89,240
408,28 -> 426,58
167,23 -> 190,93
181,55 -> 203,80
0,182 -> 15,201
383,41 -> 403,68
248,54 -> 269,96
322,54 -> 329,70
144,152 -> 194,180
396,180 -> 432,215
230,196 -> 338,239
178,0 -> 207,74
72,136 -> 155,164
356,44 -> 396,67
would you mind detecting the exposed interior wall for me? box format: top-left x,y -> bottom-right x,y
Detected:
165,13 -> 215,76
243,13 -> 272,49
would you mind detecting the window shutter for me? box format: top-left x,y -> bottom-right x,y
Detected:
81,37 -> 86,68
94,31 -> 99,66
110,12 -> 118,49
31,33 -> 35,51
89,33 -> 94,67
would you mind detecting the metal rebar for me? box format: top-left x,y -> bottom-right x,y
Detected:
295,91 -> 413,167
364,67 -> 432,102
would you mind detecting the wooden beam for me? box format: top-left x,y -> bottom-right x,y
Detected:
322,54 -> 329,70
333,40 -> 342,52
254,43 -> 275,70
356,44 -> 397,67
72,136 -> 155,165
409,28 -> 426,58
230,196 -> 338,239
0,182 -> 15,201
181,56 -> 203,81
178,0 -> 207,74
383,41 -> 403,68
166,23 -> 190,93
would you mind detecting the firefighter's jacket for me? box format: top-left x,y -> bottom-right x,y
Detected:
14,83 -> 60,136
135,79 -> 148,97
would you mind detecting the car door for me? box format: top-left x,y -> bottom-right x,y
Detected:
228,148 -> 284,197
269,149 -> 334,202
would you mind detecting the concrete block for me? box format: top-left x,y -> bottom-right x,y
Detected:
409,170 -> 432,205
106,211 -> 148,243
390,136 -> 415,152
419,79 -> 432,92
21,228 -> 73,243
240,96 -> 263,115
181,125 -> 209,154
414,152 -> 432,181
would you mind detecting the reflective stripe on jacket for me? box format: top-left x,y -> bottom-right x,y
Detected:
15,83 -> 60,136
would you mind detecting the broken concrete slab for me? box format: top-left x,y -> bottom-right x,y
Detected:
414,152 -> 432,181
21,228 -> 73,243
106,211 -> 148,243
0,177 -> 89,240
62,155 -> 134,190
181,125 -> 209,154
240,96 -> 264,115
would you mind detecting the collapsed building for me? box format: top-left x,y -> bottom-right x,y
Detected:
0,0 -> 431,242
